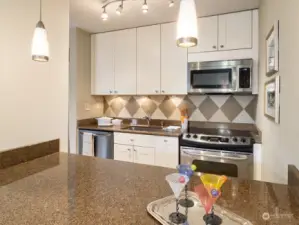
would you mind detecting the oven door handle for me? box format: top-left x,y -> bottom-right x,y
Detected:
182,149 -> 249,161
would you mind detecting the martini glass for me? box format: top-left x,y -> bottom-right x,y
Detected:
177,164 -> 195,208
166,173 -> 189,224
195,174 -> 227,225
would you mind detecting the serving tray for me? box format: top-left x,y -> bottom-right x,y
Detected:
147,191 -> 253,225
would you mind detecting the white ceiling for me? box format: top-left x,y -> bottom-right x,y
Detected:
70,0 -> 260,33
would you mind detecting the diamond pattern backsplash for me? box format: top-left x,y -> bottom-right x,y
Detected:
103,95 -> 258,124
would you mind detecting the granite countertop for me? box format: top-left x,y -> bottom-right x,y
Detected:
1,153 -> 298,225
78,124 -> 183,137
77,118 -> 262,143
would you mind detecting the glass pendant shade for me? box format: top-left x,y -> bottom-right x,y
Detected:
177,0 -> 198,48
32,21 -> 49,62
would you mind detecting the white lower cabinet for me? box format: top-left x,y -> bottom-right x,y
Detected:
155,137 -> 179,169
114,144 -> 133,163
113,132 -> 179,168
133,146 -> 155,166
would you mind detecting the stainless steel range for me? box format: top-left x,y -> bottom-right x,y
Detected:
180,127 -> 254,179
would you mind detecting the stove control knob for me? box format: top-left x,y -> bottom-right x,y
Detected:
232,137 -> 238,142
186,134 -> 191,138
241,138 -> 247,143
193,134 -> 198,139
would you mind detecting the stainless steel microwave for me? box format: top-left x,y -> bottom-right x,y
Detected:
188,59 -> 253,94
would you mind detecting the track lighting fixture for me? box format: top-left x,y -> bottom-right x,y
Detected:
116,1 -> 123,15
142,0 -> 149,13
169,0 -> 174,7
101,7 -> 108,21
101,0 -> 176,21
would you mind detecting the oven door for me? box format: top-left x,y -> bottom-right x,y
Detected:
180,147 -> 253,179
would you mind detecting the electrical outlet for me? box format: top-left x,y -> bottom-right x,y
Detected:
84,103 -> 91,111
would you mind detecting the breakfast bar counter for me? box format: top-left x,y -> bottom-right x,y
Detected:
0,153 -> 298,225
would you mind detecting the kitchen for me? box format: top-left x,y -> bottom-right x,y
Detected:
1,0 -> 299,225
73,1 -> 260,180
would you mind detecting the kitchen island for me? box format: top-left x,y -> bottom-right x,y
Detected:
0,153 -> 298,225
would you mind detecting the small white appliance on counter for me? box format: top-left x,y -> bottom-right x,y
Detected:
96,117 -> 113,126
188,59 -> 253,94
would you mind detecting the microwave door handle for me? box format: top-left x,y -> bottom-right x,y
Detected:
183,150 -> 248,161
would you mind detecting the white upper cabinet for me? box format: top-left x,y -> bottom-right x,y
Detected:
114,28 -> 137,95
161,22 -> 187,95
218,11 -> 252,51
91,32 -> 115,95
188,16 -> 218,53
137,25 -> 161,95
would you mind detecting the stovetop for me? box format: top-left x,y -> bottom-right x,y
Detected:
180,127 -> 254,152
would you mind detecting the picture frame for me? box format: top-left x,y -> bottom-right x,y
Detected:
266,20 -> 279,76
264,76 -> 280,123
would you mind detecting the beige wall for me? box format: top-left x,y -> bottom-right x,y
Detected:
0,0 -> 69,152
75,28 -> 103,120
257,0 -> 299,183
69,27 -> 103,154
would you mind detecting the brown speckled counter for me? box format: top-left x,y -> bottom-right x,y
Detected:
1,153 -> 298,225
79,124 -> 183,137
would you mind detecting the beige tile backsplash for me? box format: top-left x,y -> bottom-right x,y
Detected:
100,95 -> 257,124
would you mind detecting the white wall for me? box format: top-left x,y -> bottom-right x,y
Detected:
0,0 -> 69,152
69,27 -> 103,154
256,0 -> 299,184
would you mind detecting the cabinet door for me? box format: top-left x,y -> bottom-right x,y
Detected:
155,137 -> 179,169
137,25 -> 161,95
218,11 -> 252,51
92,33 -> 115,95
114,29 -> 137,95
114,144 -> 133,163
133,146 -> 155,166
161,23 -> 187,95
188,16 -> 218,53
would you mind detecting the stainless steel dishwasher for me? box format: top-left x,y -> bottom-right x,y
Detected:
78,129 -> 114,159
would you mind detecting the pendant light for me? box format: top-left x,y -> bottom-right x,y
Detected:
176,0 -> 198,48
31,0 -> 50,62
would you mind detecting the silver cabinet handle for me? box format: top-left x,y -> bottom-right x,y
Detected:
134,149 -> 137,152
161,90 -> 165,93
127,148 -> 131,151
213,45 -> 216,49
109,90 -> 112,94
220,45 -> 224,48
155,90 -> 159,93
114,90 -> 118,94
130,139 -> 134,142
164,140 -> 168,143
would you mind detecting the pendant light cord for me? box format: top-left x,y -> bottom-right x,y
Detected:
40,0 -> 42,21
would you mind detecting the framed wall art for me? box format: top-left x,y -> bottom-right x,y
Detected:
264,76 -> 280,123
266,20 -> 279,76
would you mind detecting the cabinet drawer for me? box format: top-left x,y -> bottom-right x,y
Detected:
157,136 -> 178,146
114,132 -> 135,145
133,134 -> 156,147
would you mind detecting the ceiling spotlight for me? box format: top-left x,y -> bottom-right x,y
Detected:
142,0 -> 148,13
101,8 -> 108,21
169,0 -> 174,7
116,1 -> 123,15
